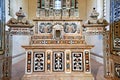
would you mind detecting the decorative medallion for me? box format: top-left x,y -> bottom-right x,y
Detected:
39,23 -> 52,33
64,23 -> 77,33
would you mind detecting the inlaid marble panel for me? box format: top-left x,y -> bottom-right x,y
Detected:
53,52 -> 64,72
26,51 -> 32,73
84,50 -> 90,72
72,52 -> 83,71
114,38 -> 120,48
33,51 -> 45,72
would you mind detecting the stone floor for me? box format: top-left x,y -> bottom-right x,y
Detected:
11,58 -> 106,80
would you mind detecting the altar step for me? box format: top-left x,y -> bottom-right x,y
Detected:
22,73 -> 94,80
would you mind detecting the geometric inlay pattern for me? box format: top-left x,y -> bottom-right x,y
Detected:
47,51 -> 51,71
27,51 -> 32,73
85,51 -> 90,72
66,52 -> 71,72
114,38 -> 120,48
53,52 -> 64,72
72,52 -> 83,71
34,51 -> 45,72
110,0 -> 120,50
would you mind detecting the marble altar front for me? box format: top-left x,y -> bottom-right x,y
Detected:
22,19 -> 94,80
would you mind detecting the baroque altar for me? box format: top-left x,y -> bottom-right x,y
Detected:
22,0 -> 94,80
22,19 -> 94,80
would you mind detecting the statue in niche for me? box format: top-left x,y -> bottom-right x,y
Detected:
64,23 -> 77,33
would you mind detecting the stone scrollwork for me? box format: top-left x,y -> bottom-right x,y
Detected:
64,23 -> 77,33
39,23 -> 52,33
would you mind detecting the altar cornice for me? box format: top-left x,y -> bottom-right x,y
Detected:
82,24 -> 107,28
33,18 -> 83,21
7,24 -> 34,28
22,44 -> 94,50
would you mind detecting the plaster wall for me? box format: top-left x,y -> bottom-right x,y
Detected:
85,0 -> 105,64
12,35 -> 30,64
86,0 -> 97,19
85,35 -> 104,64
9,0 -> 28,18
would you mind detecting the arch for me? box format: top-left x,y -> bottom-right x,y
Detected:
52,24 -> 64,39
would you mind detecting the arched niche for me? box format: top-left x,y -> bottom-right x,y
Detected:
52,24 -> 64,39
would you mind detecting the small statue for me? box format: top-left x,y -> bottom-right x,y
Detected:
16,7 -> 26,23
90,8 -> 99,20
84,7 -> 108,25
16,7 -> 25,17
7,7 -> 34,27
87,8 -> 99,24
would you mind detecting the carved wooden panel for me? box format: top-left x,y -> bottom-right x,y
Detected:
110,0 -> 120,50
110,0 -> 120,79
0,0 -> 5,51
